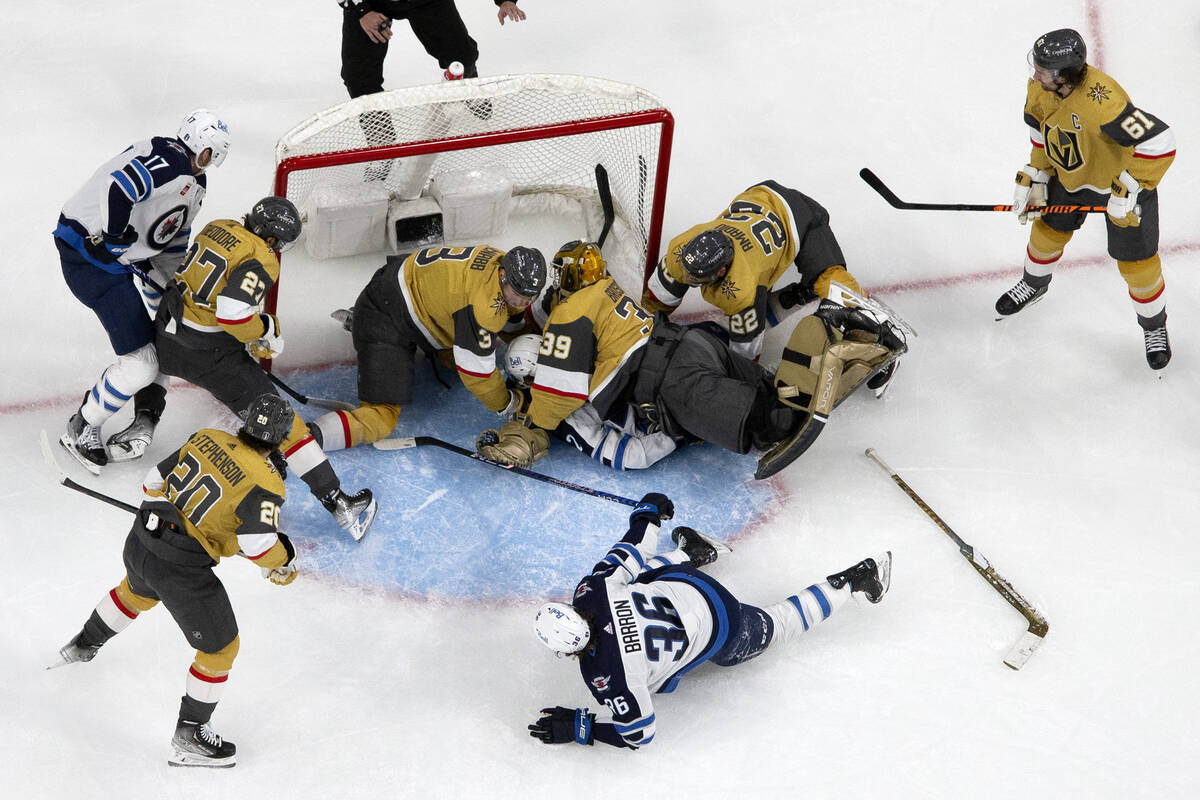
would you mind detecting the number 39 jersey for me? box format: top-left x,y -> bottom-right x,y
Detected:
142,428 -> 290,568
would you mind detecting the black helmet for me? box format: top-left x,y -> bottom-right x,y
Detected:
1030,28 -> 1087,78
241,393 -> 293,447
500,246 -> 548,298
680,229 -> 735,284
246,196 -> 302,247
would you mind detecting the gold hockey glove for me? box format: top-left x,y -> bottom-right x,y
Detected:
477,415 -> 549,467
247,313 -> 285,360
1013,165 -> 1050,224
1107,170 -> 1142,228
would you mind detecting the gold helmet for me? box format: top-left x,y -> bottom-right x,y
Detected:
553,240 -> 607,295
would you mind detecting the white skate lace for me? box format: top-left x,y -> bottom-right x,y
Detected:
1006,280 -> 1038,304
197,724 -> 222,748
77,423 -> 104,451
1144,327 -> 1169,352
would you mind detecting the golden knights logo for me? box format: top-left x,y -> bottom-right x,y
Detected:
717,278 -> 739,299
1086,82 -> 1111,103
1042,124 -> 1083,172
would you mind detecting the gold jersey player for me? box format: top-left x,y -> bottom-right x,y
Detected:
154,197 -> 376,540
51,394 -> 301,768
307,244 -> 547,451
641,181 -> 874,363
1000,28 -> 1176,369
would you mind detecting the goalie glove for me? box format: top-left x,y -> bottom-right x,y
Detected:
1107,170 -> 1142,228
527,707 -> 595,745
476,414 -> 549,467
1013,165 -> 1050,224
248,313 -> 285,360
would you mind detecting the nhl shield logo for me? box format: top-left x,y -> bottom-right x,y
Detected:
1043,125 -> 1083,172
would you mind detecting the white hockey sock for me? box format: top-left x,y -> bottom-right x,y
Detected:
94,588 -> 139,634
310,411 -> 349,451
764,580 -> 851,646
81,344 -> 159,426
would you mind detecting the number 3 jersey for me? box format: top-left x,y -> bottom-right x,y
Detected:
142,428 -> 291,569
570,517 -> 726,749
162,218 -> 280,350
1023,65 -> 1175,193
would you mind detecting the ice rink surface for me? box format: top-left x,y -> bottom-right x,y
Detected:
2,1 -> 1198,797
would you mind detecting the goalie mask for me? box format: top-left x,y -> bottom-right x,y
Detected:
534,602 -> 591,656
504,333 -> 543,388
553,240 -> 607,295
177,108 -> 231,169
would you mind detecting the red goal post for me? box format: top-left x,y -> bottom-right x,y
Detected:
269,73 -> 674,322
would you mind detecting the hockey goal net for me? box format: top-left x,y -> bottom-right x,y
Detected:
272,73 -> 674,304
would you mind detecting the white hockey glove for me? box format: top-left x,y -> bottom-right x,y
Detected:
261,561 -> 298,586
1013,165 -> 1050,224
1107,170 -> 1142,228
248,313 -> 285,360
497,388 -> 528,421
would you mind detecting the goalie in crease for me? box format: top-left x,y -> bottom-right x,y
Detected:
476,241 -> 907,479
308,243 -> 548,451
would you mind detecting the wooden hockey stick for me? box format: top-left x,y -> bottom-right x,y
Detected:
865,448 -> 1048,670
40,430 -> 138,514
373,435 -> 639,508
860,167 -> 1106,213
595,163 -> 616,249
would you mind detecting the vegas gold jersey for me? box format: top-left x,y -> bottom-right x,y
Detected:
528,276 -> 652,431
1024,65 -> 1175,193
167,218 -> 279,347
143,428 -> 290,569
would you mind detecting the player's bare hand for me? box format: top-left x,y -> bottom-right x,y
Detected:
360,11 -> 393,44
497,1 -> 526,25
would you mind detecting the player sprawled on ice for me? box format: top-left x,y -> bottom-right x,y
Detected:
528,492 -> 891,750
641,181 -> 897,372
1000,28 -> 1176,369
54,109 -> 230,474
476,241 -> 908,478
155,197 -> 376,540
307,244 -> 548,450
49,394 -> 302,769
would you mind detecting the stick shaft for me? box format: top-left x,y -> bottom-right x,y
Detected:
39,430 -> 138,514
860,168 -> 1105,213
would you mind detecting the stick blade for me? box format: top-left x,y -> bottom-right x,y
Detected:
372,437 -> 419,451
1003,627 -> 1047,670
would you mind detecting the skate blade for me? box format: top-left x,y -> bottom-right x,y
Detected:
168,750 -> 237,768
106,436 -> 150,463
993,293 -> 1045,322
58,434 -> 103,476
872,551 -> 893,602
692,530 -> 732,556
346,499 -> 378,543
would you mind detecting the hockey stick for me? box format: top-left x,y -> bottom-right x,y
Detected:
595,164 -> 616,249
864,448 -> 1048,670
859,168 -> 1106,214
125,263 -> 355,412
40,430 -> 138,514
373,435 -> 639,508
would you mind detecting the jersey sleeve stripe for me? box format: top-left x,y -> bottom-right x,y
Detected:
109,169 -> 140,203
452,345 -> 498,377
128,159 -> 153,196
1133,128 -> 1176,158
240,531 -> 280,560
614,712 -> 655,734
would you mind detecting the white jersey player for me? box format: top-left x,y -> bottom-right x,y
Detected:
529,493 -> 892,749
53,109 -> 230,473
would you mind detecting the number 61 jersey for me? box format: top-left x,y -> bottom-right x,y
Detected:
571,533 -> 722,749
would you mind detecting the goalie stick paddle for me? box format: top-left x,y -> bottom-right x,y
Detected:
864,448 -> 1049,670
595,163 -> 616,249
39,430 -> 138,514
373,435 -> 639,508
859,168 -> 1106,214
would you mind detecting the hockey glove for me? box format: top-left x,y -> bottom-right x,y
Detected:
261,533 -> 298,586
84,225 -> 137,264
1107,170 -> 1142,228
528,707 -> 595,745
248,314 -> 285,360
476,415 -> 549,467
631,492 -> 674,524
1013,165 -> 1050,224
497,387 -> 529,421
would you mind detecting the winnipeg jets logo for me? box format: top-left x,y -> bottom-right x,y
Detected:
718,278 -> 739,299
150,204 -> 190,247
1087,82 -> 1111,103
591,675 -> 612,692
574,583 -> 592,599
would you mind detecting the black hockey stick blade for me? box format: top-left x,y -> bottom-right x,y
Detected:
595,164 -> 615,249
39,430 -> 138,514
859,168 -> 1104,213
267,372 -> 356,412
373,435 -> 640,507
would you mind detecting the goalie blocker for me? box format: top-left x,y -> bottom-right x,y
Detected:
755,294 -> 908,479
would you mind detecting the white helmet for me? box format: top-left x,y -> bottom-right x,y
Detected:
534,602 -> 590,656
504,334 -> 543,388
177,108 -> 231,168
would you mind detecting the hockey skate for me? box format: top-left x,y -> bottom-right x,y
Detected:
1143,324 -> 1171,370
322,487 -> 377,542
331,308 -> 354,332
671,526 -> 731,567
826,551 -> 892,604
169,721 -> 236,768
106,409 -> 158,462
60,409 -> 107,475
995,278 -> 1048,319
46,632 -> 102,670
